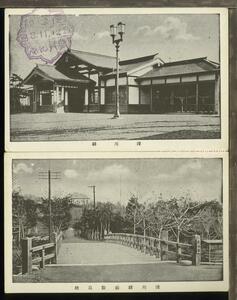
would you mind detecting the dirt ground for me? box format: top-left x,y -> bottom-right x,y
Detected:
13,262 -> 222,283
10,113 -> 221,141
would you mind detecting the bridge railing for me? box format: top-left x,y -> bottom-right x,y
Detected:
21,231 -> 63,274
104,232 -> 205,266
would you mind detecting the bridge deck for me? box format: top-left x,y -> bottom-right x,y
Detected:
57,241 -> 159,265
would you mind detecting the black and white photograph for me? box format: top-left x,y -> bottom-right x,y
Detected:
4,152 -> 228,293
5,8 -> 228,150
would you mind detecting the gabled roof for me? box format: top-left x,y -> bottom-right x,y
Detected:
104,53 -> 163,77
24,64 -> 93,85
64,49 -> 116,70
137,57 -> 220,80
120,53 -> 160,66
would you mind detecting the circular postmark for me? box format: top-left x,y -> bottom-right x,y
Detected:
17,12 -> 74,64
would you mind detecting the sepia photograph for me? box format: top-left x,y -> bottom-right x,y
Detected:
5,8 -> 228,148
4,152 -> 229,292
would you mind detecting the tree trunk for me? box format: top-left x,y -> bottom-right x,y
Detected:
177,226 -> 180,243
133,211 -> 136,234
100,221 -> 103,240
143,218 -> 146,252
158,227 -> 163,258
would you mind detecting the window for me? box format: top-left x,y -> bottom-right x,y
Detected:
105,86 -> 127,105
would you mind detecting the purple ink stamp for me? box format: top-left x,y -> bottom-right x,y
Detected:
17,13 -> 74,64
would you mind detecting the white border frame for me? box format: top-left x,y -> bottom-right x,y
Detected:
4,151 -> 229,293
4,7 -> 229,152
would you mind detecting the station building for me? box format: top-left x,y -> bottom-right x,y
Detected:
23,49 -> 220,114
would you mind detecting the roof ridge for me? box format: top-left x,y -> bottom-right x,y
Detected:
120,53 -> 159,65
163,57 -> 208,66
70,49 -> 115,59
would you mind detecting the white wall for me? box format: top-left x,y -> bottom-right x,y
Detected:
106,78 -> 115,86
166,77 -> 180,84
182,75 -> 197,82
101,88 -> 105,105
140,79 -> 151,86
106,77 -> 127,86
85,88 -> 88,105
152,78 -> 165,84
128,87 -> 139,104
128,77 -> 138,86
90,74 -> 99,86
199,74 -> 216,81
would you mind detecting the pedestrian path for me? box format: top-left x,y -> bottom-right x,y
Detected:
57,241 -> 160,265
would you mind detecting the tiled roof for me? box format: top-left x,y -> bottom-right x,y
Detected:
108,58 -> 156,75
105,53 -> 161,76
24,64 -> 92,84
138,58 -> 219,79
69,49 -> 116,69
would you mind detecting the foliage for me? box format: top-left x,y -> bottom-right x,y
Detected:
12,190 -> 223,245
12,190 -> 38,240
10,73 -> 31,113
40,195 -> 73,233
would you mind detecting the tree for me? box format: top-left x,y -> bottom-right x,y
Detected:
165,197 -> 203,243
10,73 -> 30,113
125,195 -> 142,234
149,200 -> 173,239
40,195 -> 73,234
192,200 -> 223,240
12,190 -> 38,243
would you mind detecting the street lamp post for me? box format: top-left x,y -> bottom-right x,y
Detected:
110,22 -> 125,118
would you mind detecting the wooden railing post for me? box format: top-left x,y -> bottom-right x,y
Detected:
40,247 -> 45,269
160,230 -> 168,261
21,237 -> 32,274
192,234 -> 201,266
52,232 -> 57,263
176,243 -> 182,263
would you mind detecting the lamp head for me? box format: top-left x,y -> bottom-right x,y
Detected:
110,24 -> 117,37
118,22 -> 125,35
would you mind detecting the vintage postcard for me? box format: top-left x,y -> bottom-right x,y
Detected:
4,151 -> 229,293
4,7 -> 228,152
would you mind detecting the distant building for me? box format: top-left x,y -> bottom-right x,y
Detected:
23,49 -> 220,114
71,192 -> 90,207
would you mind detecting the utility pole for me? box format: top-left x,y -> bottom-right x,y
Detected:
39,169 -> 61,241
88,185 -> 96,210
48,170 -> 51,241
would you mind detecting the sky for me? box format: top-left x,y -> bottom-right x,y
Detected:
12,158 -> 222,204
9,13 -> 220,78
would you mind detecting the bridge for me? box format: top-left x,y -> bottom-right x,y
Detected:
18,230 -> 223,282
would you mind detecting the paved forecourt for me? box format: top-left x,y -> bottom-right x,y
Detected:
10,113 -> 221,141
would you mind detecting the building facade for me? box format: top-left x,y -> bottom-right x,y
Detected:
23,49 -> 220,115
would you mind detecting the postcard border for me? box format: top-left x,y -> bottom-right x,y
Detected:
4,151 -> 229,293
4,7 -> 229,152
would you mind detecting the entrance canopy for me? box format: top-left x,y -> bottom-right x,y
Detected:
24,64 -> 95,86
